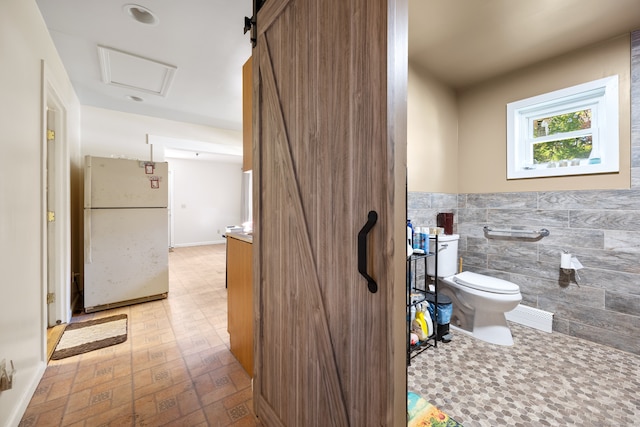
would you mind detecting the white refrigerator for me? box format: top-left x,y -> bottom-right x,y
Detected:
84,156 -> 169,312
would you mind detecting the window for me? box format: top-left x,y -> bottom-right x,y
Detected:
507,75 -> 619,179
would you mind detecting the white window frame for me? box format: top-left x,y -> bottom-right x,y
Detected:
507,75 -> 619,179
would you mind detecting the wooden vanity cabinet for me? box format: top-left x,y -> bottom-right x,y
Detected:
226,234 -> 253,376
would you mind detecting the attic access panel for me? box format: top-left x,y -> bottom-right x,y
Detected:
97,45 -> 177,97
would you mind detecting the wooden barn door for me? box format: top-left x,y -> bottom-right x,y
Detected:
252,0 -> 408,425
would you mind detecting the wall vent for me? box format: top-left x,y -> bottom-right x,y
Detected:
505,304 -> 553,333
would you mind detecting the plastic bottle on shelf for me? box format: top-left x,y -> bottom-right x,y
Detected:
413,227 -> 421,251
420,227 -> 428,253
407,220 -> 414,257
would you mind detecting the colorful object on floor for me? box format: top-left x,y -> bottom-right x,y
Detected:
410,332 -> 419,346
408,392 -> 463,427
51,314 -> 128,360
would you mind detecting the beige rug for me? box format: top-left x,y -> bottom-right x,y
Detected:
51,314 -> 128,360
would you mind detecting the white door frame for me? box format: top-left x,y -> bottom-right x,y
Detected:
41,60 -> 71,331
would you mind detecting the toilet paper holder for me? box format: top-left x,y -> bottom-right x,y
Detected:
561,252 -> 583,286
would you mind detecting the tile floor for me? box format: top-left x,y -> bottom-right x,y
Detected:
408,322 -> 640,426
22,244 -> 640,426
20,244 -> 262,427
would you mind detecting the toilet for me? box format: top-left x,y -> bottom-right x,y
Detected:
427,234 -> 522,346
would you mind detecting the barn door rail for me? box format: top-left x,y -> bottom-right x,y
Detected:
243,0 -> 266,47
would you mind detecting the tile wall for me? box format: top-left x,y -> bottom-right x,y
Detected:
407,31 -> 640,356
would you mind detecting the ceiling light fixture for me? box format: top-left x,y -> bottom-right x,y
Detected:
126,95 -> 144,102
123,4 -> 159,25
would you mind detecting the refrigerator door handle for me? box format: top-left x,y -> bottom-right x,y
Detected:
84,209 -> 92,263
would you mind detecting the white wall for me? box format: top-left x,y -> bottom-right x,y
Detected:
0,1 -> 81,425
168,159 -> 243,247
81,105 -> 242,162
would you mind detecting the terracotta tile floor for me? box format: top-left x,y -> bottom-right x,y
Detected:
20,244 -> 262,427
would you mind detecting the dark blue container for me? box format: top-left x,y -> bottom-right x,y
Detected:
424,292 -> 452,325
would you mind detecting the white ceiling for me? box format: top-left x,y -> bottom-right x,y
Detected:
36,0 -> 640,138
36,0 -> 253,133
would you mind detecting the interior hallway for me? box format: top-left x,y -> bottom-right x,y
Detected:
20,244 -> 261,426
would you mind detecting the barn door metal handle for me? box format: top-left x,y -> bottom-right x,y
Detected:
358,210 -> 378,294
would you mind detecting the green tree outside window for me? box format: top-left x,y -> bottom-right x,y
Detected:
532,109 -> 592,163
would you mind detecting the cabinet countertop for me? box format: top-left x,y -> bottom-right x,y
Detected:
226,231 -> 253,244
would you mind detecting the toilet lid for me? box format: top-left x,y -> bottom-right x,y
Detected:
452,271 -> 520,294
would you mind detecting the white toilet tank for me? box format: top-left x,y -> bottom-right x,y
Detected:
427,234 -> 459,278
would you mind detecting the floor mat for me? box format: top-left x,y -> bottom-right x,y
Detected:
51,314 -> 127,360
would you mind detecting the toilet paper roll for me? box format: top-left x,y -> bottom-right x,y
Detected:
561,253 -> 572,269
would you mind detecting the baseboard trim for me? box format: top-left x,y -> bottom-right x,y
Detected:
505,304 -> 554,333
173,240 -> 225,248
6,361 -> 46,427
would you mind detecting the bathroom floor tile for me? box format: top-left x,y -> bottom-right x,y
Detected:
408,324 -> 640,425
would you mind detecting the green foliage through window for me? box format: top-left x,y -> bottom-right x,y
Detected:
533,136 -> 592,163
533,109 -> 591,138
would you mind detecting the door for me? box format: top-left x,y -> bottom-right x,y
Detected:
84,208 -> 169,309
46,107 -> 57,327
252,1 -> 408,425
42,61 -> 72,332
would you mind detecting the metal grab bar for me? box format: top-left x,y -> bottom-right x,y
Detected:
483,226 -> 550,239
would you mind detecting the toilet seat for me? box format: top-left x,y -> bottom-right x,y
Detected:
452,271 -> 520,295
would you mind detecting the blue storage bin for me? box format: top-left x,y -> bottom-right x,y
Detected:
424,293 -> 452,325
